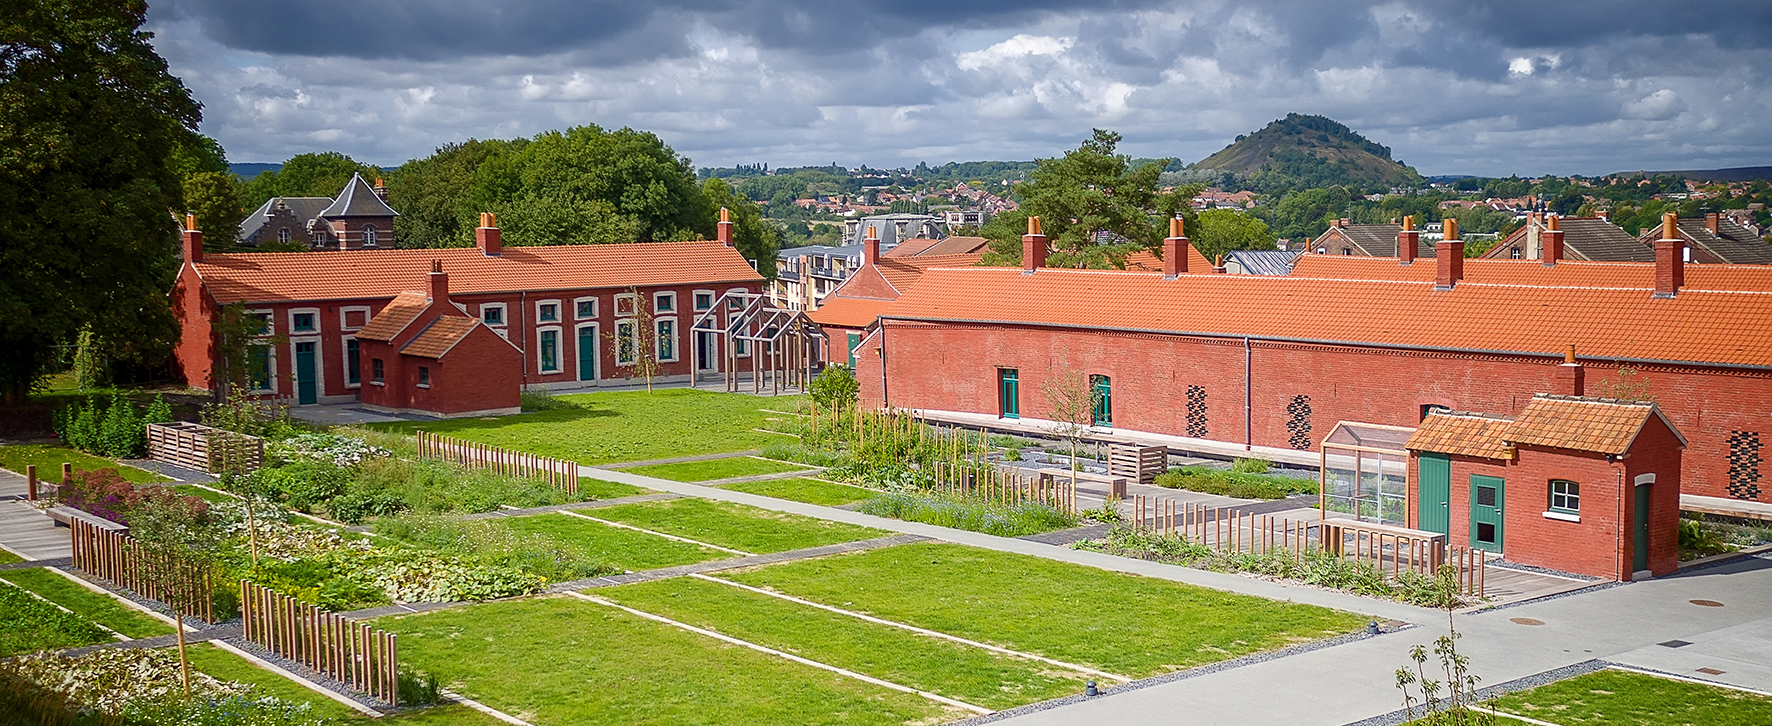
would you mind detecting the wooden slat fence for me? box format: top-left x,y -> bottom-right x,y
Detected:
146,422 -> 264,474
415,430 -> 577,494
1128,496 -> 1484,598
68,519 -> 216,622
929,461 -> 1077,515
239,581 -> 399,705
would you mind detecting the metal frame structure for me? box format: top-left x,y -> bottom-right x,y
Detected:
1319,421 -> 1416,527
692,290 -> 826,395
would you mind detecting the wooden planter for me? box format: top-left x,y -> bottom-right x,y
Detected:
1108,444 -> 1167,485
146,422 -> 264,474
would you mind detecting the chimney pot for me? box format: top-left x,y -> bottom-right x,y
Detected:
475,212 -> 502,256
428,260 -> 453,309
1163,217 -> 1190,278
1397,215 -> 1418,265
1022,216 -> 1047,273
717,207 -> 734,247
1654,213 -> 1684,298
1555,344 -> 1585,395
1213,254 -> 1226,274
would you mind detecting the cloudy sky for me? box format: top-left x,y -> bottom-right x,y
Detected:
147,1 -> 1772,176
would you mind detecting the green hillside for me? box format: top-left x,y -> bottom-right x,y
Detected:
1191,114 -> 1424,194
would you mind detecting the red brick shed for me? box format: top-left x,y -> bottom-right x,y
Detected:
1405,394 -> 1686,581
354,263 -> 522,418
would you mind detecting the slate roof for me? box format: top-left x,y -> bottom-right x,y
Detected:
1486,218 -> 1652,262
1506,394 -> 1683,455
192,242 -> 764,304
238,197 -> 334,242
1653,219 -> 1772,265
320,173 -> 399,219
1226,250 -> 1303,276
401,316 -> 481,359
1406,413 -> 1518,459
1287,255 -> 1772,292
880,266 -> 1772,369
1311,224 -> 1436,258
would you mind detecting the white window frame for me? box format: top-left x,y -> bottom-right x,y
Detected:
339,305 -> 371,332
653,291 -> 677,314
288,307 -> 321,335
362,224 -> 379,247
614,319 -> 637,366
341,334 -> 361,389
725,287 -> 746,311
246,307 -> 277,394
537,326 -> 563,374
479,302 -> 508,327
573,295 -> 598,320
277,228 -> 291,245
693,289 -> 716,312
614,293 -> 638,317
656,316 -> 678,362
535,299 -> 562,325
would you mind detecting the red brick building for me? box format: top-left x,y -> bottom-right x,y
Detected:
807,227 -> 985,369
171,214 -> 765,413
352,263 -> 523,417
854,216 -> 1772,517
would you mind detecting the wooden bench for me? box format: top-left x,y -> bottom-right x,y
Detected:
1030,468 -> 1128,500
46,506 -> 128,534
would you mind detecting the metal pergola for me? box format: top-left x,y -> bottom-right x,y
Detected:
692,290 -> 826,395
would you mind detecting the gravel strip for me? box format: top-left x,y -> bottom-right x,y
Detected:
217,636 -> 398,714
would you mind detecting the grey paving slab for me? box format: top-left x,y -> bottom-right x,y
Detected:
1018,523 -> 1111,545
0,500 -> 71,560
0,556 -> 72,571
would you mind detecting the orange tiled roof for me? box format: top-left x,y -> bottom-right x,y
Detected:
400,316 -> 482,359
1288,255 -> 1772,292
1123,247 -> 1214,272
354,292 -> 429,342
875,253 -> 985,293
881,267 -> 1772,368
883,238 -> 942,257
808,296 -> 896,329
1504,394 -> 1681,455
192,242 -> 763,304
1406,413 -> 1516,459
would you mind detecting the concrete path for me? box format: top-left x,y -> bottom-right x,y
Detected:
0,500 -> 70,560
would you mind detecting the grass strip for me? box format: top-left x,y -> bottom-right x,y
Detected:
716,477 -> 875,506
503,511 -> 732,570
367,389 -> 806,465
858,490 -> 1079,537
0,548 -> 22,564
377,595 -> 949,725
173,483 -> 238,503
620,457 -> 811,482
727,541 -> 1367,678
379,512 -> 729,577
0,568 -> 172,638
188,643 -> 504,725
1153,467 -> 1316,499
0,578 -> 111,656
603,576 -> 1089,710
576,476 -> 648,499
1487,668 -> 1772,726
591,498 -> 884,554
0,444 -> 169,484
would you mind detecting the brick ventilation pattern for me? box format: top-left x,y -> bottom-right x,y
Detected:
1286,395 -> 1313,450
1727,430 -> 1763,500
1186,385 -> 1209,438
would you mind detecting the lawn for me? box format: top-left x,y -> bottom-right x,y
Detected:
725,542 -> 1367,678
0,548 -> 21,564
173,483 -> 237,503
0,567 -> 172,638
620,456 -> 811,482
1488,668 -> 1772,725
603,576 -> 1090,710
497,512 -> 733,572
0,577 -> 112,656
184,643 -> 503,725
0,444 -> 169,484
718,477 -> 876,507
367,388 -> 803,466
590,498 -> 885,554
378,595 -> 952,725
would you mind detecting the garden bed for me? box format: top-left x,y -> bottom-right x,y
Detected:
0,577 -> 113,656
0,567 -> 172,638
619,456 -> 813,482
375,512 -> 730,578
858,489 -> 1082,537
1153,463 -> 1317,500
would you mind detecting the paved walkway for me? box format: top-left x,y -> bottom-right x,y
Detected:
0,500 -> 70,560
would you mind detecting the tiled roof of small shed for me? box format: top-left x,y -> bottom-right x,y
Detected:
401,316 -> 482,359
1504,395 -> 1669,455
1406,413 -> 1516,459
354,292 -> 428,342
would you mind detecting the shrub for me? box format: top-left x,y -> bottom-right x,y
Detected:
859,490 -> 1078,537
397,668 -> 442,707
245,461 -> 351,512
326,489 -> 409,524
1153,466 -> 1315,500
97,396 -> 145,459
759,442 -> 847,468
54,470 -> 207,527
1679,517 -> 1734,559
1230,457 -> 1271,474
200,391 -> 300,440
809,365 -> 859,410
142,394 -> 174,425
520,387 -> 577,411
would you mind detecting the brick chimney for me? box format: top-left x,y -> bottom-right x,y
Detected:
1397,215 -> 1418,265
427,259 -> 455,311
863,225 -> 880,266
1705,213 -> 1720,235
1334,218 -> 1348,229
1435,217 -> 1464,290
374,177 -> 388,201
1596,209 -> 1611,223
1163,217 -> 1189,278
475,212 -> 502,256
1654,213 -> 1684,298
1212,254 -> 1227,274
1553,344 -> 1585,396
181,213 -> 203,263
1022,216 -> 1047,273
717,207 -> 734,247
1542,214 -> 1564,267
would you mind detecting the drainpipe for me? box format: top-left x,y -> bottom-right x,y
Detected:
1613,461 -> 1625,580
1244,336 -> 1253,451
878,322 -> 889,409
520,291 -> 528,389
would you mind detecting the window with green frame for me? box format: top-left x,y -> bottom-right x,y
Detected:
656,319 -> 675,360
1549,479 -> 1580,514
247,344 -> 272,391
1090,375 -> 1112,426
998,368 -> 1019,419
539,329 -> 559,372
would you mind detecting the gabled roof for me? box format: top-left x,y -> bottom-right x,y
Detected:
1311,224 -> 1435,258
354,292 -> 429,342
1286,255 -> 1772,292
880,266 -> 1772,369
192,242 -> 764,304
401,316 -> 482,359
320,173 -> 399,219
239,197 -> 334,242
1226,250 -> 1303,276
1654,219 -> 1772,265
1485,218 -> 1651,262
876,253 -> 983,292
1124,247 -> 1214,272
885,236 -> 990,257
1407,412 -> 1517,459
808,296 -> 896,329
1506,394 -> 1685,455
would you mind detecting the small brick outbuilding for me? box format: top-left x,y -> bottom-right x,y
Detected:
1405,394 -> 1686,581
354,262 -> 522,418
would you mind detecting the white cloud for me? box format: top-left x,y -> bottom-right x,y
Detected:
956,34 -> 1075,71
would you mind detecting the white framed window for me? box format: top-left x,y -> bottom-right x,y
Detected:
537,326 -> 562,374
480,302 -> 508,327
362,224 -> 379,247
693,289 -> 715,311
247,344 -> 277,394
1549,480 -> 1580,514
574,296 -> 598,320
726,287 -> 746,311
615,293 -> 638,317
535,299 -> 561,324
277,228 -> 291,244
656,317 -> 677,362
247,308 -> 275,338
288,307 -> 321,334
339,305 -> 371,331
653,292 -> 676,314
614,319 -> 637,366
342,335 -> 361,388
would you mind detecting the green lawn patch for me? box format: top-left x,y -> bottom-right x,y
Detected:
591,498 -> 884,554
0,549 -> 21,564
0,444 -> 169,484
620,456 -> 811,482
1487,668 -> 1772,725
717,477 -> 875,507
577,476 -> 648,499
0,578 -> 112,656
0,568 -> 172,638
497,512 -> 731,572
173,483 -> 236,503
604,576 -> 1088,710
726,542 -> 1366,678
365,388 -> 804,465
378,595 -> 950,725
186,642 -> 502,725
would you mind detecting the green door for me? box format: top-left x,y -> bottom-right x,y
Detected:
1417,453 -> 1451,535
294,342 -> 317,405
847,333 -> 860,368
1091,375 -> 1112,426
1470,475 -> 1504,552
578,327 -> 597,381
999,369 -> 1019,419
1634,484 -> 1651,573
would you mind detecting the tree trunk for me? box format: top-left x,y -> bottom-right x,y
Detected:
175,607 -> 191,697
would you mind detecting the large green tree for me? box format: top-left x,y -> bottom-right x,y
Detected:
1191,209 -> 1277,263
981,129 -> 1192,269
0,0 -> 198,402
240,151 -> 381,209
701,178 -> 779,277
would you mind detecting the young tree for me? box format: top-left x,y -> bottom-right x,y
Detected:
129,492 -> 219,698
1042,364 -> 1102,493
608,286 -> 661,392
